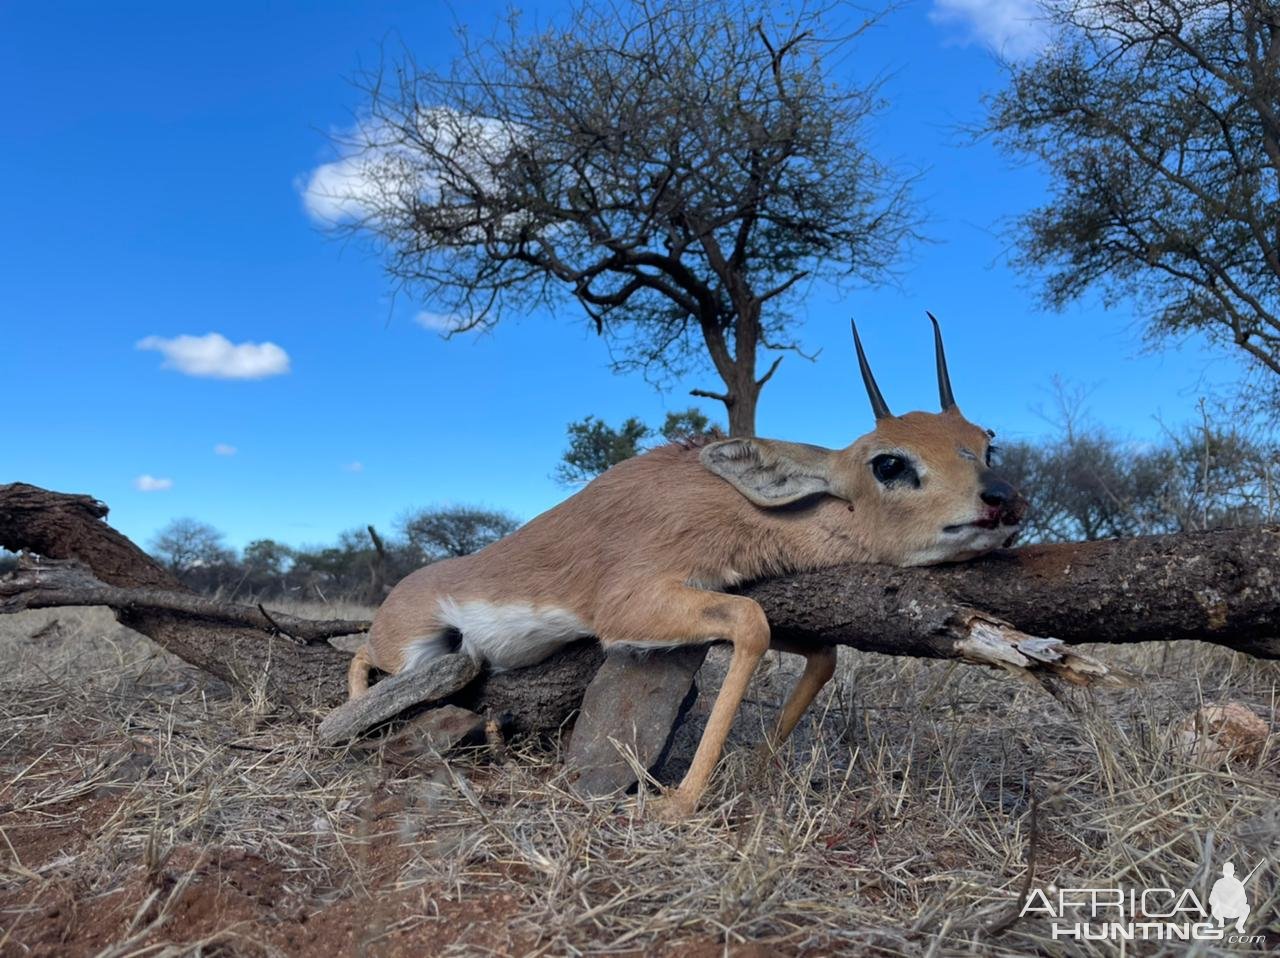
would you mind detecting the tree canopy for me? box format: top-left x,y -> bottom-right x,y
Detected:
998,399 -> 1278,542
326,0 -> 915,435
986,0 -> 1280,384
149,518 -> 234,575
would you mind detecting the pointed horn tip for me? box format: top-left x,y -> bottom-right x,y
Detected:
928,311 -> 958,412
849,317 -> 892,420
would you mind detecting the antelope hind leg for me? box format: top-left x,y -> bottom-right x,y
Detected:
757,638 -> 838,758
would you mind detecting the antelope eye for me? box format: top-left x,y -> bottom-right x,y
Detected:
985,445 -> 1001,467
870,454 -> 914,485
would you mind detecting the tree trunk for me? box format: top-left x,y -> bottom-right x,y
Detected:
2,482 -> 1278,730
366,524 -> 389,606
725,374 -> 760,437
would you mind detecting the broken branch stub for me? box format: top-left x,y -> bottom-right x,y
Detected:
317,652 -> 483,745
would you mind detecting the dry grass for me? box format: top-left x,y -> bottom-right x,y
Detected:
0,604 -> 1277,956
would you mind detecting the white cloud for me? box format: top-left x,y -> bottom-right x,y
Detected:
343,461 -> 365,473
930,0 -> 1049,58
299,110 -> 527,225
414,311 -> 467,333
213,443 -> 238,456
134,474 -> 173,492
137,332 -> 291,380
298,152 -> 385,224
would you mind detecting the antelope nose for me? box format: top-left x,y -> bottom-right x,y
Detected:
980,479 -> 1016,508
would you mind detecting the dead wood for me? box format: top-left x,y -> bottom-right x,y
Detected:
366,524 -> 390,605
563,645 -> 708,797
0,483 -> 358,710
749,531 -> 1280,661
318,652 -> 483,744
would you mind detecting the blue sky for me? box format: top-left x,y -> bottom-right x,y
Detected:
2,1 -> 1245,552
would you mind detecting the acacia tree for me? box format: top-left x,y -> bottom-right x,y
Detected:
986,0 -> 1280,381
398,506 -> 521,560
149,519 -> 234,575
323,0 -> 915,435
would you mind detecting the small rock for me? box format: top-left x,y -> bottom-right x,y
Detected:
564,645 -> 707,798
1177,702 -> 1270,767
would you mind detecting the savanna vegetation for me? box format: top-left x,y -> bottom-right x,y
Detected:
3,0 -> 1280,955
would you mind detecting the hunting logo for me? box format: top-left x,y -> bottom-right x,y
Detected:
1210,862 -> 1252,933
1021,858 -> 1268,945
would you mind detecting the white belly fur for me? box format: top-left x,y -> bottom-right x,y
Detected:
436,597 -> 593,671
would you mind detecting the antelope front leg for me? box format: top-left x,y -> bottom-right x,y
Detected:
595,584 -> 771,820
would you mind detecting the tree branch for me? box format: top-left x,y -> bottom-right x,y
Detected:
690,387 -> 732,404
1,557 -> 369,645
756,354 -> 784,388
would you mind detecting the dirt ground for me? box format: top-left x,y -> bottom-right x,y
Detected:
1,604 -> 1277,957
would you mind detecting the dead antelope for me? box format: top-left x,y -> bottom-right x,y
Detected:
348,316 -> 1027,818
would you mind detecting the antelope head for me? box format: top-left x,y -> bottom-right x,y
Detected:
701,315 -> 1027,566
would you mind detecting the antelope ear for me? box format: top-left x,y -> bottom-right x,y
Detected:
700,438 -> 836,507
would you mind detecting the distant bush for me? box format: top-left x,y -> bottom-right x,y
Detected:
555,408 -> 723,485
148,506 -> 521,602
999,421 -> 1277,543
398,506 -> 521,561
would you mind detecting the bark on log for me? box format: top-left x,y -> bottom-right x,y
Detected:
1,558 -> 371,643
315,646 -> 611,744
0,484 -> 179,590
750,532 -> 1280,661
318,652 -> 483,744
450,639 -> 606,735
2,482 -> 1278,735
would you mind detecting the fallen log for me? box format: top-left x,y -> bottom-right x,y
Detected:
2,483 -> 1278,740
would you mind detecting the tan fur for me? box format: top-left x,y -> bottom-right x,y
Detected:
346,644 -> 372,699
349,403 -> 1024,817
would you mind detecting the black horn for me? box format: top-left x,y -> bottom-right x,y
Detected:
851,319 -> 892,420
927,311 -> 957,412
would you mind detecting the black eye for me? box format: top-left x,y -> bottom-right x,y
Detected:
871,454 -> 916,486
986,445 -> 1001,467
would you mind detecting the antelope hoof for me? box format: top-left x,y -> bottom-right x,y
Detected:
647,789 -> 697,823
